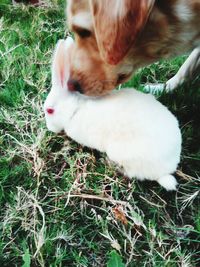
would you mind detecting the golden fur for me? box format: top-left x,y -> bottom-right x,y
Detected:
67,0 -> 200,96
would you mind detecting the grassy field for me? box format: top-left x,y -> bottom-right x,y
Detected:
0,1 -> 200,266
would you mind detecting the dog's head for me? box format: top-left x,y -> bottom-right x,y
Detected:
67,0 -> 155,96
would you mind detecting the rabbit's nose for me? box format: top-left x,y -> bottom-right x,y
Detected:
67,79 -> 83,94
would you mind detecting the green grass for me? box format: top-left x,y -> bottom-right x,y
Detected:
0,1 -> 200,266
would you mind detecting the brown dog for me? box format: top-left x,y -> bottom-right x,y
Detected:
67,0 -> 200,96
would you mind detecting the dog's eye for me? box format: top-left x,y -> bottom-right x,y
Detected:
75,28 -> 91,38
117,74 -> 128,84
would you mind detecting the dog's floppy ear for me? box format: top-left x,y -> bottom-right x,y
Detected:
89,0 -> 155,65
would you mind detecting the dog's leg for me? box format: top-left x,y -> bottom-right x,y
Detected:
144,47 -> 200,94
166,47 -> 200,91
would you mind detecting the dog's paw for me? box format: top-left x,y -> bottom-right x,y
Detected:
144,76 -> 182,94
143,83 -> 165,95
165,76 -> 183,92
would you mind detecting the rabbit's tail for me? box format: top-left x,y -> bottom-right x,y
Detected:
158,174 -> 178,191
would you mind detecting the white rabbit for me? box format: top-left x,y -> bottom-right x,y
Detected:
44,37 -> 182,191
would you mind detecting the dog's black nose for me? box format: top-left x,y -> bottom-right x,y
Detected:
67,79 -> 83,94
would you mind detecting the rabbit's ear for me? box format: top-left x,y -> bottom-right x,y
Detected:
52,39 -> 70,89
64,36 -> 74,49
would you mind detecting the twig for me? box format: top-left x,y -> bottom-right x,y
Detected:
139,195 -> 164,208
176,170 -> 196,181
56,192 -> 129,206
1,44 -> 22,57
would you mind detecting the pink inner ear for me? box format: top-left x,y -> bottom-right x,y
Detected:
46,108 -> 54,114
60,69 -> 64,88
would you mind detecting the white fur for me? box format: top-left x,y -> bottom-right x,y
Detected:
44,38 -> 182,191
72,12 -> 93,30
174,2 -> 193,23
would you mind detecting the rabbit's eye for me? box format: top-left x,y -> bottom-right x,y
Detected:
46,108 -> 54,114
